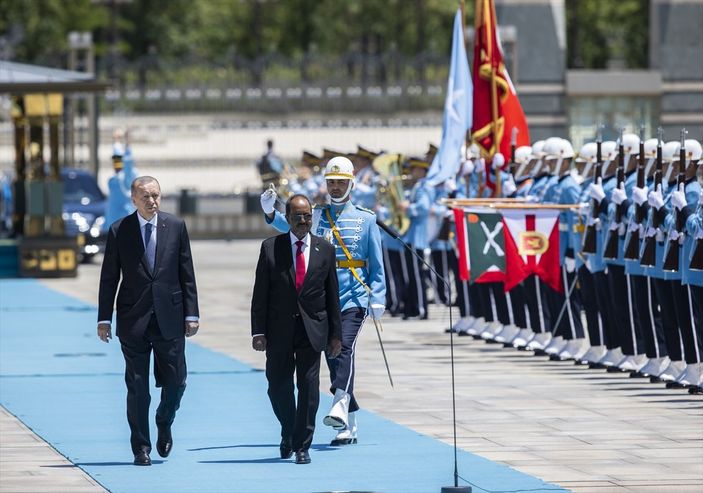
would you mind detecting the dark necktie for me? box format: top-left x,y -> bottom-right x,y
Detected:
144,222 -> 155,272
295,240 -> 305,293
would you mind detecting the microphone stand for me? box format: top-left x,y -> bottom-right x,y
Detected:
376,219 -> 471,493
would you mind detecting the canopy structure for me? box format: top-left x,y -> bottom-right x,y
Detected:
0,61 -> 110,94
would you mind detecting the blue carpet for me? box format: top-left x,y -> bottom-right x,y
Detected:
0,279 -> 568,493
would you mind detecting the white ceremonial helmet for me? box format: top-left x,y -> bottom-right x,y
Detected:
620,133 -> 640,156
324,156 -> 355,203
601,141 -> 617,161
683,139 -> 702,162
324,156 -> 355,180
542,137 -> 564,158
556,139 -> 575,159
643,138 -> 659,159
576,142 -> 598,163
662,141 -> 680,162
514,146 -> 532,165
531,140 -> 546,158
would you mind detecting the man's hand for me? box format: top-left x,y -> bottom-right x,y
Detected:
648,185 -> 664,210
588,178 -> 605,203
399,200 -> 410,212
671,189 -> 687,211
502,176 -> 517,197
252,335 -> 267,352
369,303 -> 385,321
326,338 -> 342,359
611,183 -> 627,206
185,320 -> 199,338
97,323 -> 112,343
632,186 -> 648,206
260,185 -> 277,215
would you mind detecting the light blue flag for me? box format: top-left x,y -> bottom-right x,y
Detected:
427,9 -> 473,186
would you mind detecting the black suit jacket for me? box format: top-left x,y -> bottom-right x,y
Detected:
98,211 -> 199,341
251,233 -> 342,353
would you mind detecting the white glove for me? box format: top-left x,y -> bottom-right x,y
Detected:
611,184 -> 627,206
492,153 -> 505,170
671,189 -> 686,211
648,185 -> 664,210
698,189 -> 703,206
260,186 -> 277,214
502,176 -> 517,196
445,177 -> 457,193
632,186 -> 648,206
370,303 -> 385,320
476,159 -> 486,175
564,257 -> 576,273
588,179 -> 605,203
461,160 -> 475,176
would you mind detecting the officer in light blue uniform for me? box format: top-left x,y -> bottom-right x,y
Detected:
641,141 -> 683,381
602,134 -> 645,371
539,138 -> 586,359
624,138 -> 668,378
103,146 -> 137,232
260,155 -> 385,446
681,187 -> 703,392
400,157 -> 433,319
662,140 -> 702,389
573,142 -> 615,365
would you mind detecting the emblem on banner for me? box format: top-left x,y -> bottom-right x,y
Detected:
518,231 -> 548,255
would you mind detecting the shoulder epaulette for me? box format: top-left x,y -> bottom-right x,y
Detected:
355,205 -> 376,215
313,203 -> 329,210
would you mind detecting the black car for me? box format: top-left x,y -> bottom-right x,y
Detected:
61,168 -> 107,262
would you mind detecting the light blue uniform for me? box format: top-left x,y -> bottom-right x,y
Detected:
266,201 -> 386,311
402,178 -> 433,250
683,202 -> 703,287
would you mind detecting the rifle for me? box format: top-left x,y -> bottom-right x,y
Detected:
624,127 -> 646,260
662,129 -> 687,272
603,128 -> 626,259
582,128 -> 603,254
640,128 -> 664,267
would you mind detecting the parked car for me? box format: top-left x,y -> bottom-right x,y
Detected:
61,168 -> 106,263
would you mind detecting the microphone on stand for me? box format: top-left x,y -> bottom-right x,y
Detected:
376,218 -> 472,493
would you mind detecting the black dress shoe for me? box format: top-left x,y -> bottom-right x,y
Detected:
330,437 -> 357,446
666,381 -> 685,389
295,450 -> 311,464
279,439 -> 293,459
156,425 -> 173,458
133,449 -> 151,466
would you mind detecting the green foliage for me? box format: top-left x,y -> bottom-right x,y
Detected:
566,0 -> 648,69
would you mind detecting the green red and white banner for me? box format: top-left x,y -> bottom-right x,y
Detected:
453,207 -> 562,293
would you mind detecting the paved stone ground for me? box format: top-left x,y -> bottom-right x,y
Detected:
2,239 -> 702,492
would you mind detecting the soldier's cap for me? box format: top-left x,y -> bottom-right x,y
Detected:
356,145 -> 380,160
323,148 -> 345,160
406,156 -> 430,169
301,151 -> 321,167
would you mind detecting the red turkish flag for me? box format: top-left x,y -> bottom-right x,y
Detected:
502,209 -> 562,293
472,0 -> 530,192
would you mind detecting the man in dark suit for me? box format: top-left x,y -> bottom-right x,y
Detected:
251,194 -> 342,465
97,176 -> 199,466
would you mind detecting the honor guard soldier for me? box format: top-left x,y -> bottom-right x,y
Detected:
641,140 -> 684,381
603,133 -> 648,372
662,138 -> 702,388
680,187 -> 703,393
631,138 -> 669,379
260,156 -> 386,446
399,157 -> 433,320
103,146 -> 137,232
